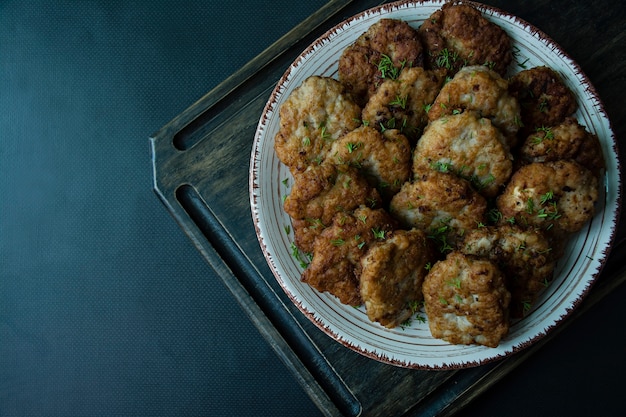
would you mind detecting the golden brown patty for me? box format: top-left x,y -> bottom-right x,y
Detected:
284,162 -> 381,226
418,3 -> 512,76
518,117 -> 605,177
413,111 -> 513,198
422,251 -> 511,347
328,126 -> 412,200
458,224 -> 555,318
338,18 -> 424,106
360,229 -> 435,328
389,170 -> 488,249
361,66 -> 447,141
301,207 -> 397,306
427,65 -> 521,144
509,66 -> 578,136
274,76 -> 362,173
496,160 -> 599,234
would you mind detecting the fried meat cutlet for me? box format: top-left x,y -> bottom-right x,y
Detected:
361,66 -> 447,142
284,162 -> 381,226
301,207 -> 397,306
418,3 -> 512,76
328,126 -> 412,200
338,18 -> 424,106
422,251 -> 511,347
389,170 -> 488,249
360,229 -> 435,328
518,117 -> 605,177
428,65 -> 521,144
459,224 -> 556,318
413,111 -> 513,198
509,66 -> 578,136
496,160 -> 599,234
274,76 -> 362,173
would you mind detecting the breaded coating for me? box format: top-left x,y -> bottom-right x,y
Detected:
418,3 -> 512,76
338,18 -> 424,106
360,229 -> 435,328
328,126 -> 412,200
389,170 -> 487,248
496,160 -> 599,234
413,112 -> 513,198
361,66 -> 447,141
459,225 -> 555,318
423,251 -> 511,347
509,66 -> 578,135
292,218 -> 322,255
274,76 -> 362,173
428,65 -> 521,144
518,117 -> 605,177
302,207 -> 398,306
284,162 -> 381,228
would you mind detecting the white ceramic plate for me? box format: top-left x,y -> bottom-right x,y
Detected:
249,0 -> 621,369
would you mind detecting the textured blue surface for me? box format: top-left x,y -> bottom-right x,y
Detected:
0,1 -> 327,416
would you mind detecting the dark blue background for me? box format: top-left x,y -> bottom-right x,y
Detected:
1,2 -> 328,415
1,1 -> 625,416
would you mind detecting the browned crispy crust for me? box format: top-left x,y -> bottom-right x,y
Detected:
284,162 -> 381,226
389,170 -> 488,247
418,2 -> 512,76
338,18 -> 424,106
328,126 -> 412,200
360,229 -> 435,328
458,224 -> 556,318
422,251 -> 510,347
361,66 -> 447,142
509,66 -> 578,136
413,111 -> 513,198
496,160 -> 599,235
518,117 -> 605,177
291,218 -> 322,255
274,76 -> 362,173
302,207 -> 398,306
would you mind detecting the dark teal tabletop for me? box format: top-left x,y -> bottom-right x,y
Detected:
1,1 -> 625,416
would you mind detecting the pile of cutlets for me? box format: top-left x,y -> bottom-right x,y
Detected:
274,2 -> 604,347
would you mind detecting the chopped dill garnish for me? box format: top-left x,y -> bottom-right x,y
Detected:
290,242 -> 311,269
378,54 -> 405,80
436,48 -> 459,70
389,94 -> 408,109
371,228 -> 387,240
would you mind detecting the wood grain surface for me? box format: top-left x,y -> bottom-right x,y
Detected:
151,1 -> 625,415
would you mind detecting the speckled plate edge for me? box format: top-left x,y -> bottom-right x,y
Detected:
249,0 -> 622,370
